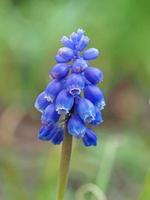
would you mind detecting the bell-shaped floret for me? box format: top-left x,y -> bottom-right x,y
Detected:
84,67 -> 103,84
50,63 -> 69,79
55,89 -> 74,115
66,73 -> 85,96
83,48 -> 99,60
84,85 -> 106,110
45,80 -> 62,102
82,128 -> 97,146
34,91 -> 49,113
41,104 -> 60,125
72,58 -> 88,73
67,115 -> 86,138
77,98 -> 96,123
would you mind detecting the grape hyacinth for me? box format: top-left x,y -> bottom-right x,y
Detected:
34,28 -> 105,147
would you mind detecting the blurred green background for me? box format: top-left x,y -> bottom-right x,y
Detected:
0,0 -> 150,200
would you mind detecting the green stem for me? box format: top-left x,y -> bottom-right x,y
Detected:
56,124 -> 73,200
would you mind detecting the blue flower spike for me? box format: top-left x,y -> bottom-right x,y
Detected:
34,28 -> 105,146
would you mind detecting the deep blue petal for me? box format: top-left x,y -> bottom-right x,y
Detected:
84,85 -> 106,110
66,73 -> 85,96
38,124 -> 54,141
51,133 -> 63,144
60,36 -> 74,49
91,107 -> 103,125
82,128 -> 97,146
38,124 -> 64,144
50,63 -> 69,79
72,58 -> 88,73
77,98 -> 96,123
55,89 -> 74,114
41,104 -> 60,125
50,125 -> 64,145
45,80 -> 62,102
67,115 -> 86,138
81,73 -> 92,86
83,48 -> 99,60
84,67 -> 103,84
34,91 -> 49,113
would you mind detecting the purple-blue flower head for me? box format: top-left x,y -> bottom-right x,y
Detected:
34,28 -> 106,147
